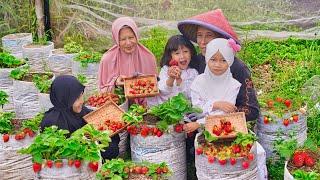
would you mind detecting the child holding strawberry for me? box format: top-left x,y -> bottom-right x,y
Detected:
147,35 -> 199,106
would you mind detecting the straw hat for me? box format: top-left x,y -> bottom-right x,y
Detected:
178,9 -> 240,44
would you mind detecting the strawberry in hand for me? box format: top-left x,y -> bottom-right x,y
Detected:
169,59 -> 178,67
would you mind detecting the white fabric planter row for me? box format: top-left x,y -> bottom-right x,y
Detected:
39,93 -> 53,112
72,61 -> 99,97
1,33 -> 32,59
48,49 -> 75,76
12,73 -> 55,119
0,68 -> 15,112
34,159 -> 99,180
130,125 -> 186,180
0,134 -> 35,180
22,41 -> 54,72
257,111 -> 307,158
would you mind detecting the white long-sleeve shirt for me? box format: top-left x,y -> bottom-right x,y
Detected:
147,66 -> 198,107
191,83 -> 240,124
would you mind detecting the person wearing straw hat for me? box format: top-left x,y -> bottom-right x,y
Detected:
178,9 -> 260,122
40,75 -> 120,160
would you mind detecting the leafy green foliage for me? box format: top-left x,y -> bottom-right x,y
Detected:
96,158 -> 129,180
74,51 -> 102,68
114,86 -> 126,105
9,65 -> 29,80
21,113 -> 44,132
274,138 -> 298,160
0,52 -> 24,68
64,41 -> 83,54
19,124 -> 111,163
77,74 -> 88,85
122,104 -> 146,124
0,112 -> 14,134
267,158 -> 285,180
32,74 -> 52,93
293,170 -> 320,180
232,132 -> 258,147
140,27 -> 172,63
0,90 -> 9,107
203,130 -> 218,143
149,93 -> 201,131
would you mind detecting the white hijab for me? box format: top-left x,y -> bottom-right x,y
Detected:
191,38 -> 241,104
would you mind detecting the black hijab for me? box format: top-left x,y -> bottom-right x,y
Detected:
40,75 -> 91,134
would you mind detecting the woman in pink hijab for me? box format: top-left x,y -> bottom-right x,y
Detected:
98,17 -> 157,92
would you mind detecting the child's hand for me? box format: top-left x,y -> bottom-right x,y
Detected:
167,66 -> 177,79
183,122 -> 200,133
212,101 -> 237,113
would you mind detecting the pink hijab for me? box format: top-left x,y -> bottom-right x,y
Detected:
98,17 -> 157,92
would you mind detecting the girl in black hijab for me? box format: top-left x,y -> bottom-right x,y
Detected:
40,75 -> 120,160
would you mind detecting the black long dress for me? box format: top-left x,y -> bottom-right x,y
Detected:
40,75 -> 119,160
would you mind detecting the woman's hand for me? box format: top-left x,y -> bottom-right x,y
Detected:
212,101 -> 237,113
115,75 -> 126,86
183,122 -> 200,133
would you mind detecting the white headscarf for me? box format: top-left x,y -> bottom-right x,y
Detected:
191,38 -> 241,104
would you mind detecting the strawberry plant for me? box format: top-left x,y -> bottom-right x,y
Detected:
9,65 -> 29,80
96,158 -> 171,180
292,170 -> 320,180
0,52 -> 24,68
32,74 -> 52,93
19,124 -> 111,171
0,112 -> 14,134
0,90 -> 9,108
149,93 -> 201,131
77,74 -> 87,85
64,41 -> 83,54
74,51 -> 102,68
122,104 -> 146,125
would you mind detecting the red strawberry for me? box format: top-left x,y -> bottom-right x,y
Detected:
247,153 -> 254,161
15,132 -> 25,140
292,115 -> 299,122
218,159 -> 227,165
208,156 -> 215,164
267,100 -> 274,108
246,144 -> 252,150
212,125 -> 222,136
98,126 -> 104,131
224,124 -> 233,134
68,159 -> 74,167
2,134 -> 9,142
134,166 -> 142,174
174,124 -> 183,133
304,156 -> 315,167
46,160 -> 53,168
242,161 -> 249,169
232,145 -> 241,154
169,59 -> 178,66
88,162 -> 99,172
140,129 -> 149,137
55,161 -> 63,168
152,127 -> 159,135
292,152 -> 305,167
74,160 -> 81,168
33,162 -> 42,173
156,167 -> 162,174
156,131 -> 163,137
230,158 -> 237,165
27,131 -> 35,137
196,147 -> 203,155
162,167 -> 168,173
283,119 -> 290,126
263,116 -> 269,124
284,99 -> 292,108
141,166 -> 149,174
276,97 -> 283,103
